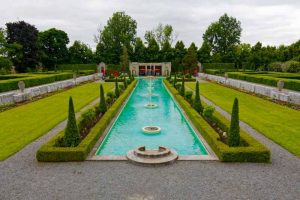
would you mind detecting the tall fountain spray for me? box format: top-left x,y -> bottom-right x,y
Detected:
144,76 -> 158,109
143,76 -> 160,134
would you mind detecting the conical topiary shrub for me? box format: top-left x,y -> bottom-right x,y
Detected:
180,75 -> 185,96
99,84 -> 107,114
64,97 -> 80,147
193,81 -> 203,113
228,98 -> 240,147
115,78 -> 120,97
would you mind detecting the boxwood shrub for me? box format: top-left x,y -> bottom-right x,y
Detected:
0,73 -> 74,92
36,80 -> 137,162
164,80 -> 270,162
227,72 -> 300,91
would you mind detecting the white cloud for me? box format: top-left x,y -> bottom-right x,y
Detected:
0,0 -> 299,49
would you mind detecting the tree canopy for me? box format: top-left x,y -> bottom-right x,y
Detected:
95,12 -> 137,64
39,28 -> 69,69
203,13 -> 242,62
6,21 -> 39,72
69,40 -> 93,64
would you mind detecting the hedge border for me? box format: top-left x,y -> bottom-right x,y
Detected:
164,80 -> 270,162
227,72 -> 300,91
36,79 -> 137,162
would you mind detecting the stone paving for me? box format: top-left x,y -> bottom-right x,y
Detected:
0,80 -> 299,200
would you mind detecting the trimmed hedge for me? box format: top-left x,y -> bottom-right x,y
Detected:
0,73 -> 74,93
203,63 -> 235,70
228,72 -> 300,91
164,80 -> 270,162
36,79 -> 137,162
58,64 -> 97,71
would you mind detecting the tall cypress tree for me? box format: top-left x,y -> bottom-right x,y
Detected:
64,97 -> 80,147
99,84 -> 107,113
228,98 -> 240,147
115,78 -> 120,97
193,81 -> 203,113
180,75 -> 185,96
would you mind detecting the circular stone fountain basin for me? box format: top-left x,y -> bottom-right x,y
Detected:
144,103 -> 158,109
142,126 -> 161,134
127,146 -> 178,165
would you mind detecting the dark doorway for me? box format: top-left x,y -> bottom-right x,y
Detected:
155,66 -> 162,76
139,66 -> 145,76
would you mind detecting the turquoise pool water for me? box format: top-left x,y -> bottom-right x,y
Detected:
96,78 -> 208,155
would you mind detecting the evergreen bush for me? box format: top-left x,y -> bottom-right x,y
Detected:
203,106 -> 215,119
99,84 -> 107,114
193,81 -> 203,113
64,97 -> 80,147
228,98 -> 240,147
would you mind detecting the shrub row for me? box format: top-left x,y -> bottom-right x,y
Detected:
268,61 -> 300,73
227,72 -> 300,91
58,64 -> 97,71
36,79 -> 137,162
203,63 -> 235,70
0,73 -> 74,92
164,80 -> 270,162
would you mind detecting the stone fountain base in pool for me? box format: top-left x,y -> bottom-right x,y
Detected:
144,103 -> 158,109
142,126 -> 161,134
127,146 -> 178,165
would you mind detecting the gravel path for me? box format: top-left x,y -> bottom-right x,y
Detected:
0,80 -> 299,200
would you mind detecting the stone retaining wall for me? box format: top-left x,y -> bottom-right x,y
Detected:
0,74 -> 99,106
198,73 -> 300,105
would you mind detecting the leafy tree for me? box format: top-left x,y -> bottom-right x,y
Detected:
153,23 -> 177,48
248,42 -> 263,70
0,28 -> 13,73
6,21 -> 39,72
182,43 -> 198,74
193,81 -> 203,113
120,46 -> 129,72
0,28 -> 7,56
160,40 -> 173,62
133,37 -> 146,62
99,84 -> 107,113
39,28 -> 69,69
64,97 -> 80,147
95,12 -> 137,64
115,78 -> 120,97
228,98 -> 240,147
198,40 -> 211,63
145,36 -> 159,62
203,13 -> 242,61
172,41 -> 186,72
69,40 -> 93,64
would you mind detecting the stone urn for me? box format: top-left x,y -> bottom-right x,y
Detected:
18,81 -> 25,93
277,80 -> 284,91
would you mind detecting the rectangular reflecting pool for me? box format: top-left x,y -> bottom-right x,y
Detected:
96,78 -> 209,156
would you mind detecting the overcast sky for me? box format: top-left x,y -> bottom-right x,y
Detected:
0,0 -> 299,49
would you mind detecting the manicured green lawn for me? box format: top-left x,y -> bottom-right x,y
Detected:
186,82 -> 300,157
0,82 -> 114,160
